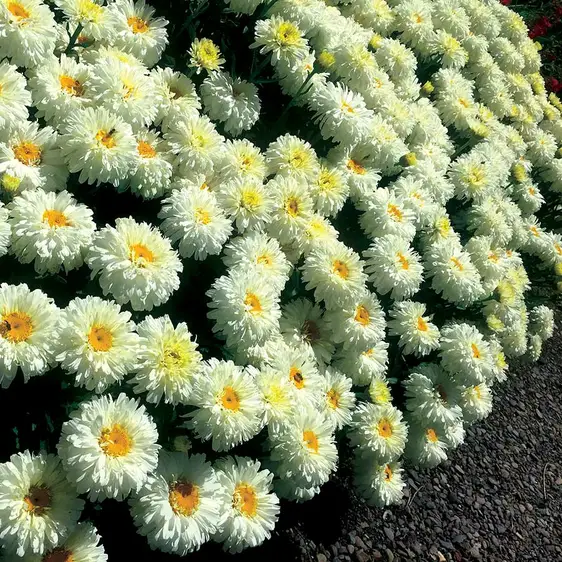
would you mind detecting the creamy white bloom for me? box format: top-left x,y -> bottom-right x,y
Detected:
86,217 -> 182,311
387,301 -> 440,357
188,37 -> 225,73
459,383 -> 493,423
353,456 -> 406,508
216,139 -> 267,183
59,107 -> 137,186
0,283 -> 59,388
0,202 -> 9,256
54,0 -> 111,41
214,456 -> 280,553
0,61 -> 31,129
529,305 -> 555,341
56,296 -> 139,393
254,366 -> 296,431
320,368 -> 356,430
404,420 -> 448,469
57,393 -> 160,501
310,161 -> 349,217
130,451 -> 221,556
251,16 -> 309,66
8,190 -> 95,275
334,339 -> 389,386
185,359 -> 265,451
265,134 -> 319,182
0,451 -> 84,558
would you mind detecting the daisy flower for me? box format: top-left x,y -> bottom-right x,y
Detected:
403,363 -> 462,427
251,16 -> 309,66
363,235 -> 423,301
0,61 -> 31,129
86,217 -> 182,311
57,393 -> 160,501
0,451 -> 84,558
254,366 -> 296,432
309,161 -> 349,217
301,240 -> 367,310
127,128 -> 173,199
269,406 -> 338,489
404,420 -> 448,469
529,304 -> 554,341
53,0 -> 111,41
334,339 -> 389,386
59,107 -> 137,186
159,187 -> 232,260
189,37 -> 225,73
222,231 -> 291,293
216,139 -> 267,183
368,376 -> 393,406
129,315 -> 202,406
440,323 -> 494,386
129,451 -> 221,556
0,202 -> 10,256
265,134 -> 319,182
207,270 -> 281,348
0,283 -> 59,388
320,368 -> 356,430
324,290 -> 386,352
201,71 -> 261,136
279,297 -> 334,365
459,383 -> 493,423
274,480 -> 320,503
0,0 -> 57,68
0,121 -> 67,194
28,54 -> 92,127
164,112 -> 224,176
213,456 -> 280,553
216,177 -> 273,232
8,190 -> 96,275
349,402 -> 408,463
387,300 -> 440,357
185,359 -> 265,451
107,0 -> 168,67
56,296 -> 139,393
353,456 -> 406,508
151,67 -> 201,130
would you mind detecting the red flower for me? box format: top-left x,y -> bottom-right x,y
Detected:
500,0 -> 511,5
546,77 -> 562,93
529,16 -> 553,39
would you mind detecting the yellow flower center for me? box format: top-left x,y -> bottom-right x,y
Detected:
95,130 -> 116,149
347,159 -> 366,175
59,74 -> 84,97
417,316 -> 428,332
317,169 -> 337,192
23,485 -> 51,515
384,464 -> 393,481
256,253 -> 272,266
13,142 -> 41,166
169,481 -> 200,516
99,424 -> 132,457
233,483 -> 258,517
396,252 -> 410,270
193,38 -> 222,70
43,548 -> 75,562
458,97 -> 471,108
285,196 -> 300,217
194,207 -> 211,225
473,385 -> 482,400
333,259 -> 349,279
466,166 -> 485,187
137,141 -> 156,158
221,386 -> 241,411
354,305 -> 370,326
0,311 -> 33,343
240,189 -> 261,209
244,292 -> 262,314
318,50 -> 335,68
88,325 -> 113,352
129,243 -> 154,265
341,101 -> 355,113
289,367 -> 304,389
450,257 -> 464,271
42,209 -> 69,228
276,22 -> 301,46
8,1 -> 29,19
1,173 -> 21,192
127,16 -> 149,33
327,388 -> 340,409
161,342 -> 193,372
471,343 -> 481,359
530,226 -> 540,237
303,429 -> 319,452
77,0 -> 103,22
426,428 -> 438,443
370,379 -> 391,404
377,418 -> 393,438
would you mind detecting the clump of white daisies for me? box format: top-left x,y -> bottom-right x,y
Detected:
0,0 -> 560,557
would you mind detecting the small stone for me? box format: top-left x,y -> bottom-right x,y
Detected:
354,551 -> 370,562
355,537 -> 367,550
372,551 -> 383,560
384,527 -> 395,541
347,545 -> 355,554
317,555 -> 328,562
386,549 -> 395,562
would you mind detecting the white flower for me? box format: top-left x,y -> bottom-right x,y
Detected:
0,451 -> 83,558
309,161 -> 349,217
387,301 -> 440,357
59,107 -> 137,187
53,0 -> 111,41
0,0 -> 57,68
349,402 -> 408,463
353,456 -> 406,508
8,190 -> 95,275
460,383 -> 493,423
404,420 -> 448,469
0,202 -> 9,256
254,366 -> 296,431
251,16 -> 309,66
301,240 -> 367,310
214,456 -> 280,553
334,340 -> 389,386
207,270 -> 281,348
265,134 -> 319,182
185,359 -> 265,451
188,37 -> 225,73
56,296 -> 139,393
325,290 -> 385,352
0,283 -> 59,388
216,139 -> 267,183
0,61 -> 31,129
368,376 -> 393,406
107,0 -> 168,67
269,406 -> 338,489
129,451 -> 221,556
86,217 -> 182,311
57,393 -> 160,501
363,235 -> 423,301
201,71 -> 260,136
129,315 -> 202,406
320,368 -> 356,430
0,121 -> 67,194
529,304 -> 555,341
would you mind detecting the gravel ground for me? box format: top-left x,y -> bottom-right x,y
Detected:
101,329 -> 562,562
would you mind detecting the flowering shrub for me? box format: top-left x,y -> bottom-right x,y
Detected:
0,0 -> 561,558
